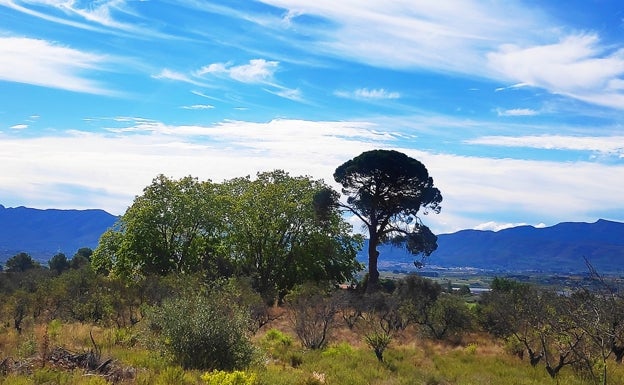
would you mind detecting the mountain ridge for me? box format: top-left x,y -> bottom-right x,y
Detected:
359,219 -> 624,274
1,204 -> 622,273
0,204 -> 118,261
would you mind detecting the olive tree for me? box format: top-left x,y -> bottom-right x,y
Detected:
321,149 -> 442,290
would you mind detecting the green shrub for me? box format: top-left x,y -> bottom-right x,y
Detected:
322,342 -> 355,357
147,292 -> 255,371
154,366 -> 193,385
201,370 -> 257,385
260,328 -> 296,364
263,329 -> 293,346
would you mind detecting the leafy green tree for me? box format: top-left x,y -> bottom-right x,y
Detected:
48,252 -> 70,274
221,170 -> 362,303
422,294 -> 473,340
6,289 -> 32,333
5,252 -> 40,273
93,174 -> 224,278
394,274 -> 441,328
326,149 -> 442,290
479,278 -> 546,365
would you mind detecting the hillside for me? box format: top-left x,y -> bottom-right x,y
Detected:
358,219 -> 624,274
0,204 -> 117,262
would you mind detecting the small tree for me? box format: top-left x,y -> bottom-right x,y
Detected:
70,247 -> 93,269
5,252 -> 39,273
422,294 -> 473,341
360,292 -> 397,362
286,283 -> 338,349
48,253 -> 70,274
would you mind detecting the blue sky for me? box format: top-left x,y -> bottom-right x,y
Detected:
1,0 -> 623,234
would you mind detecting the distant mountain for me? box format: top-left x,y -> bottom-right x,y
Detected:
358,219 -> 624,274
2,203 -> 622,274
0,204 -> 118,263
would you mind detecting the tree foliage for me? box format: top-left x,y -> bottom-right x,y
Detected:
5,252 -> 40,273
327,149 -> 442,289
49,253 -> 70,275
92,171 -> 361,302
222,170 -> 362,303
92,175 -> 224,278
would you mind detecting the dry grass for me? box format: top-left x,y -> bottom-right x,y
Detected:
2,309 -> 621,385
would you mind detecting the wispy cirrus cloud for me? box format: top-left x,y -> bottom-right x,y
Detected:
496,108 -> 538,117
335,88 -> 400,100
467,135 -> 624,157
0,36 -> 117,95
152,69 -> 208,86
196,59 -> 279,83
156,59 -> 300,101
488,33 -> 624,109
181,104 -> 214,110
258,0 -> 545,73
257,1 -> 624,110
0,0 -> 177,39
267,87 -> 303,101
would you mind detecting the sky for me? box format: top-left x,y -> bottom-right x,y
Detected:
1,0 -> 624,235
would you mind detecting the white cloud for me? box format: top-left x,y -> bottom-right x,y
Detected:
415,151 -> 624,233
1,118 -> 623,235
488,33 -> 624,109
0,119 -> 385,215
0,37 -> 116,95
152,69 -> 207,86
10,124 -> 28,130
1,0 -> 178,39
336,88 -> 400,100
268,87 -> 303,101
181,104 -> 214,110
474,221 -> 528,231
473,221 -> 547,232
467,135 -> 624,156
257,1 -> 624,110
497,108 -> 538,116
259,0 -> 545,74
196,59 -> 279,83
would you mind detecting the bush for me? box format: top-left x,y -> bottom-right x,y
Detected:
286,283 -> 338,350
201,370 -> 257,385
260,328 -> 295,363
147,291 -> 255,370
364,330 -> 392,362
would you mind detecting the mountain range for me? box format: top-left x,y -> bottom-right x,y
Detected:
363,219 -> 624,274
0,204 -> 117,262
1,204 -> 623,273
